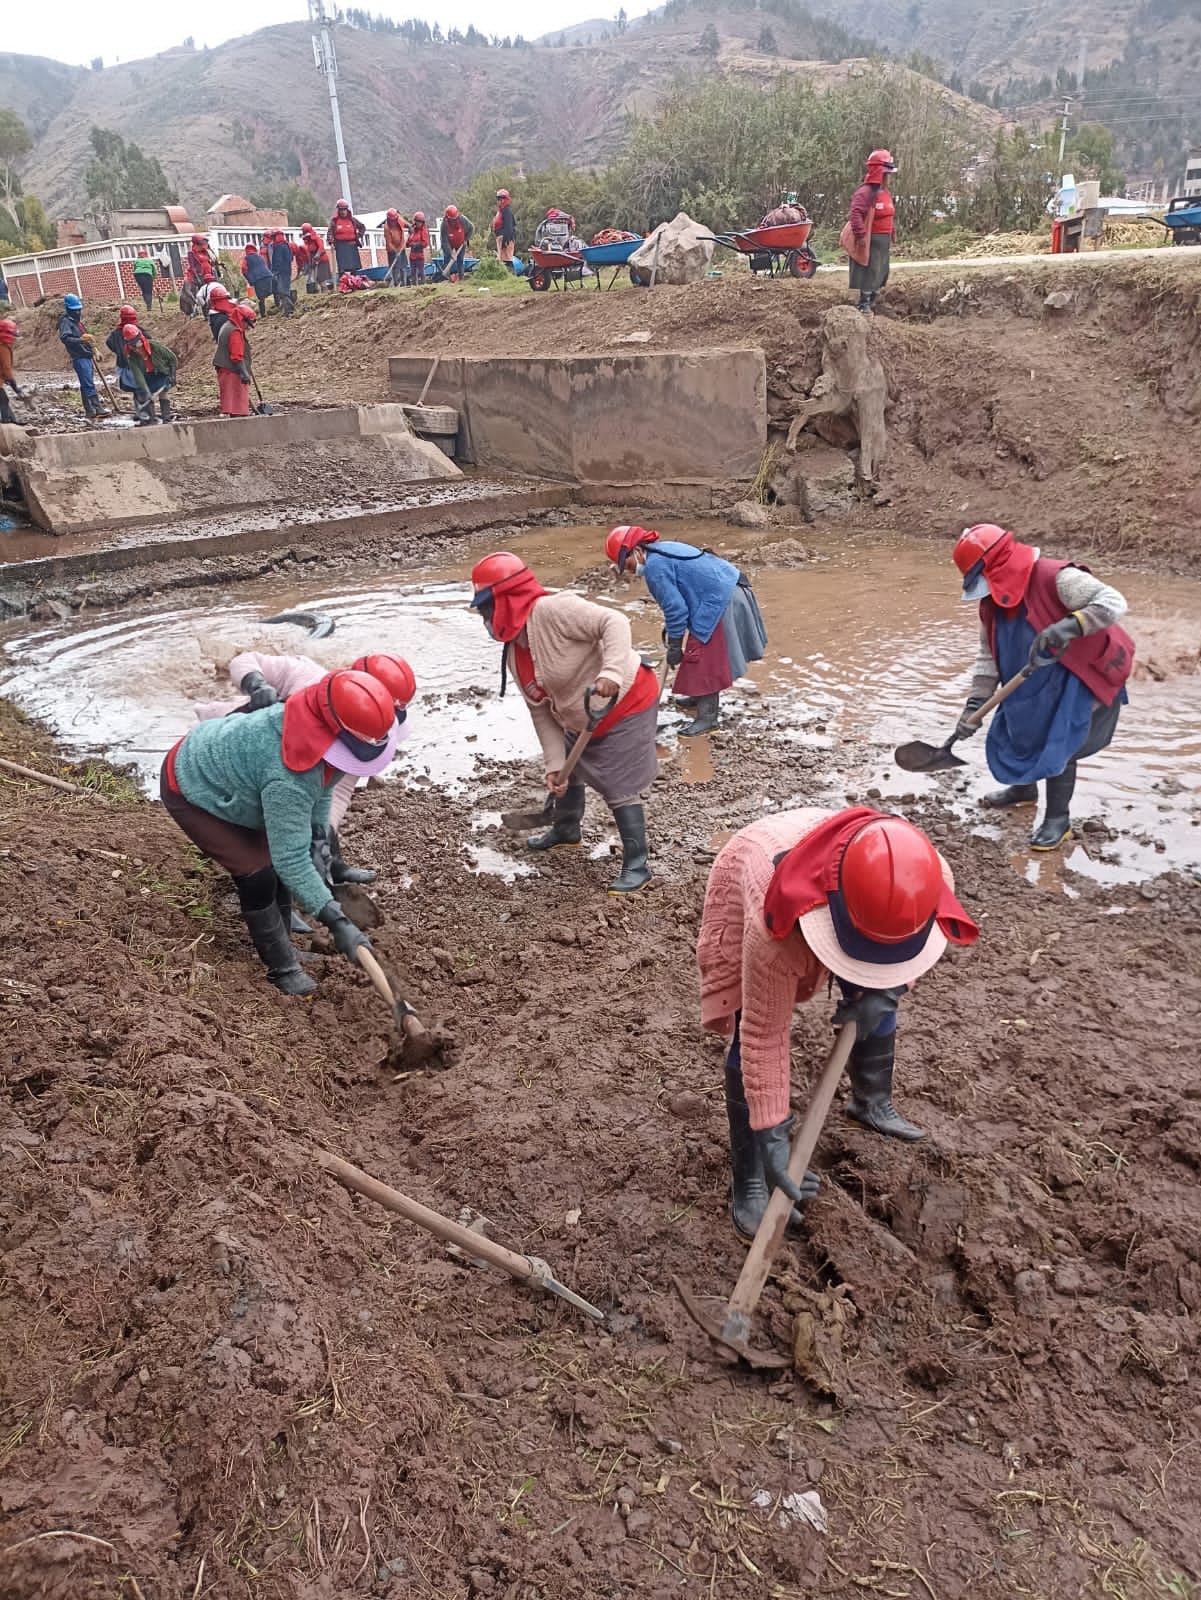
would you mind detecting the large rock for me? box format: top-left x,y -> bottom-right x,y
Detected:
629,213 -> 715,286
784,304 -> 888,486
729,498 -> 769,528
769,441 -> 856,520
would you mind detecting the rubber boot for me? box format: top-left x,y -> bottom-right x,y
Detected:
1030,763 -> 1076,852
980,783 -> 1039,809
241,902 -> 317,996
329,827 -> 377,885
275,880 -> 318,961
527,781 -> 585,851
158,393 -> 173,423
607,803 -> 651,894
678,693 -> 720,738
846,1031 -> 924,1141
725,1051 -> 810,1242
858,291 -> 874,314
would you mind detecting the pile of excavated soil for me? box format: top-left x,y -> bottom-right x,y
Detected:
11,257 -> 1201,566
2,686 -> 1200,1600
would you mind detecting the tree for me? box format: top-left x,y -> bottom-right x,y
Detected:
83,126 -> 178,236
962,128 -> 1052,232
0,110 -> 32,205
1064,123 -> 1125,194
758,24 -> 778,52
251,182 -> 324,225
699,22 -> 720,55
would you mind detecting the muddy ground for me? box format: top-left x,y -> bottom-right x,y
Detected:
10,257 -> 1201,568
3,660 -> 1201,1599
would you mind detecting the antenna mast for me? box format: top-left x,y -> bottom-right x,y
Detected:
310,0 -> 352,206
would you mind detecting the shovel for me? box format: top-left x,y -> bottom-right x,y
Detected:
315,1148 -> 606,1324
252,376 -> 274,416
355,945 -> 453,1072
499,684 -> 617,832
893,664 -> 1035,775
676,1024 -> 857,1370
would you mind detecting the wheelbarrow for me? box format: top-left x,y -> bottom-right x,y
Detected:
527,246 -> 586,292
701,221 -> 819,279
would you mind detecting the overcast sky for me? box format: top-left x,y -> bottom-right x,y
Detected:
7,0 -> 650,66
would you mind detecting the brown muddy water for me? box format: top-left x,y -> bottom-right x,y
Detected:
1,520 -> 1199,889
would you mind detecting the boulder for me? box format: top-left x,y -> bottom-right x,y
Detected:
629,212 -> 715,286
785,304 -> 888,485
769,441 -> 855,520
729,498 -> 769,528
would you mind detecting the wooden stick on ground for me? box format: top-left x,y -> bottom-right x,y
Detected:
0,756 -> 95,796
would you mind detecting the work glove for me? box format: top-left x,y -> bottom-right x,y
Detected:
311,823 -> 334,883
238,670 -> 279,710
754,1119 -> 820,1208
666,636 -> 685,668
239,372 -> 251,386
317,899 -> 371,961
833,985 -> 906,1042
1029,614 -> 1082,670
954,696 -> 987,740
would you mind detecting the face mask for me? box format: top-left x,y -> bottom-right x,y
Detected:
478,597 -> 497,638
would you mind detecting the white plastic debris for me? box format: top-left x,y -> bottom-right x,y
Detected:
779,1491 -> 828,1534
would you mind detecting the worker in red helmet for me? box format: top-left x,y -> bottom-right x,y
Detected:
161,670 -> 399,993
606,525 -> 767,736
438,202 -> 475,282
699,808 -> 978,1239
492,187 -> 517,267
0,316 -> 22,424
406,211 -> 430,283
383,208 -> 409,285
470,552 -> 660,893
185,232 -> 217,289
116,317 -> 158,426
846,147 -> 897,315
950,524 -> 1133,851
213,301 -> 256,417
300,223 -> 334,292
194,649 -> 416,921
327,199 -> 367,278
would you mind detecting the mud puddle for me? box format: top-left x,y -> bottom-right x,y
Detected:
1,520 -> 1198,887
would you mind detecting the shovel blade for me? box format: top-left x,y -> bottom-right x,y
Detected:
672,1276 -> 790,1371
893,739 -> 967,774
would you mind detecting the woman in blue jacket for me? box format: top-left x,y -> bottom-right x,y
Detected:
606,525 -> 768,735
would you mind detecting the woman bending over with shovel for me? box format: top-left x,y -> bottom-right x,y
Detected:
698,808 -> 978,1240
161,670 -> 398,995
606,525 -> 767,738
951,523 -> 1133,851
470,552 -> 660,894
194,649 -> 417,898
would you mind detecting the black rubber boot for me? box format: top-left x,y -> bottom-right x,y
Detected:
679,693 -> 720,738
527,781 -> 585,851
1030,763 -> 1076,852
0,391 -> 14,425
725,1054 -> 810,1242
846,1031 -> 924,1140
329,827 -> 377,885
980,783 -> 1039,809
241,903 -> 317,996
158,393 -> 173,423
858,291 -> 874,314
608,803 -> 651,894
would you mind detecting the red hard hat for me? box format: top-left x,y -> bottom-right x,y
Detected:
414,211 -> 425,222
387,208 -> 399,219
445,204 -> 459,219
326,670 -> 394,743
953,523 -> 1008,576
497,189 -> 510,201
471,552 -> 528,596
352,652 -> 417,709
122,322 -> 143,339
866,148 -> 897,172
336,198 -> 349,208
840,817 -> 944,945
118,304 -> 138,323
0,318 -> 17,344
209,284 -> 231,301
605,524 -> 657,570
240,306 -> 257,324
191,233 -> 206,244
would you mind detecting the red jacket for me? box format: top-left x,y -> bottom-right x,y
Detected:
384,218 -> 407,252
981,559 -> 1134,707
849,182 -> 894,240
328,211 -> 365,244
443,215 -> 468,251
407,220 -> 430,253
185,244 -> 216,285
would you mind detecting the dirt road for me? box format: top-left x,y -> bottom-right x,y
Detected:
2,666 -> 1199,1598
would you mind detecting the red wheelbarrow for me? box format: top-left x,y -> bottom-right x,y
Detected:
527,246 -> 586,292
703,220 -> 819,279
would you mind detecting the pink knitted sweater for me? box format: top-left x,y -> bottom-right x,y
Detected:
697,808 -> 834,1129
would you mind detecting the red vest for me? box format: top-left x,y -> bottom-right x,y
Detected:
982,558 -> 1134,707
872,189 -> 895,237
331,214 -> 358,241
444,216 -> 467,250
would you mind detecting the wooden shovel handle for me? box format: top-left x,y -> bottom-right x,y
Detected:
315,1149 -> 537,1282
963,664 -> 1035,733
720,1025 -> 857,1339
556,685 -> 618,784
355,947 -> 427,1039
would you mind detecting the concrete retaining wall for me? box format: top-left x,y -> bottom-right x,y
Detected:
388,350 -> 766,488
0,405 -> 460,535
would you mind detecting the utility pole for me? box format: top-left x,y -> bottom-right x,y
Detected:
1057,96 -> 1072,167
310,0 -> 352,207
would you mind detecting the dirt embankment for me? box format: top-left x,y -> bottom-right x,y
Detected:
2,689 -> 1200,1600
12,257 -> 1201,570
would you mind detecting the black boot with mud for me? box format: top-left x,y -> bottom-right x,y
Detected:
608,803 -> 651,894
528,781 -> 585,851
241,902 -> 317,996
981,783 -> 1039,808
725,1054 -> 813,1242
846,1032 -> 924,1141
679,693 -> 720,738
1031,765 -> 1076,851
